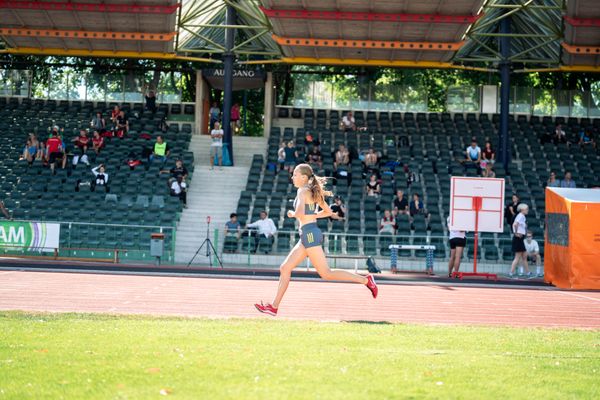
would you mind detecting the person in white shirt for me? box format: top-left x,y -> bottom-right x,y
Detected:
170,176 -> 187,207
210,121 -> 224,170
246,211 -> 277,253
524,230 -> 543,277
463,138 -> 481,173
341,111 -> 356,132
447,216 -> 466,277
510,203 -> 531,277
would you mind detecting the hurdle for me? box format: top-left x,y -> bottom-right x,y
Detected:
389,244 -> 435,274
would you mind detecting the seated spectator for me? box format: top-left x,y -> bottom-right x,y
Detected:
546,171 -> 560,187
246,211 -> 277,254
45,131 -> 66,173
21,133 -> 39,165
306,146 -> 322,169
277,141 -> 286,170
463,138 -> 481,173
409,193 -> 428,218
150,135 -> 170,163
283,140 -> 298,173
341,111 -> 356,132
303,131 -> 320,153
481,141 -> 495,168
125,151 -> 143,170
115,110 -> 129,138
329,196 -> 346,221
170,176 -> 187,208
162,159 -> 188,180
91,164 -> 110,192
365,174 -> 380,197
224,213 -> 241,253
481,163 -> 496,178
578,128 -> 596,149
72,129 -> 90,154
363,148 -> 379,172
110,105 -> 120,125
393,189 -> 409,217
92,130 -> 104,154
142,85 -> 157,113
334,144 -> 351,184
560,171 -> 576,188
524,230 -> 543,277
379,209 -> 396,234
553,123 -> 567,144
505,194 -> 520,225
90,112 -> 106,132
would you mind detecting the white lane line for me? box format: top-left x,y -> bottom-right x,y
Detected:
0,271 -> 15,275
546,288 -> 600,303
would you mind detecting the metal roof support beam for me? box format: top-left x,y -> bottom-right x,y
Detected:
509,38 -> 560,60
0,28 -> 177,41
564,16 -> 600,28
180,26 -> 225,50
230,29 -> 269,52
476,33 -> 555,38
0,0 -> 179,14
222,4 -> 236,166
259,6 -> 481,24
498,17 -> 511,174
272,35 -> 464,51
474,0 -> 535,32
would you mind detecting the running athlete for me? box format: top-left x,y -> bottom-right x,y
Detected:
255,164 -> 378,316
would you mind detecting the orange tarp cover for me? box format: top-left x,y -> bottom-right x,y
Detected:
545,188 -> 600,289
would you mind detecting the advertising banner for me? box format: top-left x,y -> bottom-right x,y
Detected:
0,221 -> 60,251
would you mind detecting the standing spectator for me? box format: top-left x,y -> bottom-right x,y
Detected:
90,112 -> 106,133
553,123 -> 567,144
150,135 -> 170,163
524,230 -> 543,277
365,174 -> 380,197
560,172 -> 576,188
230,103 -> 240,134
546,171 -> 560,187
306,146 -> 322,169
341,111 -> 356,132
115,110 -> 129,138
277,141 -> 286,170
505,194 -> 520,225
92,130 -> 104,154
246,211 -> 277,254
393,189 -> 409,217
481,141 -> 495,168
447,216 -> 466,277
210,121 -> 224,170
379,209 -> 396,234
481,163 -> 495,178
21,133 -> 39,165
409,193 -> 427,218
45,131 -> 65,173
463,138 -> 481,173
142,85 -> 157,113
329,196 -> 346,221
209,102 -> 221,130
510,203 -> 531,278
578,128 -> 596,149
170,176 -> 187,207
283,140 -> 298,173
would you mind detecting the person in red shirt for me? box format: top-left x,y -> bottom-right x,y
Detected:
92,130 -> 104,154
110,105 -> 120,125
72,129 -> 90,153
45,132 -> 65,172
230,103 -> 240,134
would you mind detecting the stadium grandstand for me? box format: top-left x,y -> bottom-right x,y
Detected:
0,0 -> 599,275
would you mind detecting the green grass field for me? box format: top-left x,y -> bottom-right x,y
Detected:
0,312 -> 598,399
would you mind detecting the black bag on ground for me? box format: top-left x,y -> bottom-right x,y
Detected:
366,256 -> 381,273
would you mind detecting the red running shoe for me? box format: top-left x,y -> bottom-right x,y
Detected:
254,301 -> 278,316
366,275 -> 378,298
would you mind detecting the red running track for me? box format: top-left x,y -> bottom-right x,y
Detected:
0,271 -> 599,328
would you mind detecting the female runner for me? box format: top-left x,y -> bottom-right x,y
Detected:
255,164 -> 378,316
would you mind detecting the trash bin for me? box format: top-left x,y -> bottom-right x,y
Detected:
150,233 -> 165,265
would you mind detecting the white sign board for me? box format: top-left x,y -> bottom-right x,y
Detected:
449,177 -> 505,233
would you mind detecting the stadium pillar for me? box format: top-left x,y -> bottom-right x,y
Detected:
498,17 -> 511,173
195,70 -> 210,135
263,72 -> 274,137
222,4 -> 236,165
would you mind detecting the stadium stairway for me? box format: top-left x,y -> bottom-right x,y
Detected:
174,135 -> 268,263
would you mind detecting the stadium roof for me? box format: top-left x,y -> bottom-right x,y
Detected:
0,0 -> 598,72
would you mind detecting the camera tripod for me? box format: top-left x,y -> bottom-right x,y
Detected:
187,216 -> 223,268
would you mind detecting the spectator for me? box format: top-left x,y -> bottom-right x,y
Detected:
510,203 -> 531,278
142,85 -> 157,113
90,112 -> 106,132
334,144 -> 351,184
162,159 -> 188,180
505,194 -> 520,225
481,141 -> 495,168
277,141 -> 286,170
110,105 -> 120,125
210,121 -> 224,170
546,171 -> 560,187
409,193 -> 428,218
21,133 -> 39,165
115,110 -> 129,138
463,138 -> 481,173
150,135 -> 170,163
365,174 -> 380,197
230,103 -> 240,134
329,196 -> 346,221
303,131 -> 320,153
209,102 -> 221,130
393,189 -> 409,217
306,146 -> 322,169
92,130 -> 104,154
363,148 -> 379,173
553,123 -> 567,144
125,151 -> 143,170
72,129 -> 90,154
560,172 -> 576,188
45,131 -> 65,173
224,213 -> 241,253
91,164 -> 110,192
341,111 -> 356,132
524,230 -> 543,277
447,216 -> 466,277
283,140 -> 298,173
379,209 -> 396,234
578,128 -> 596,149
246,210 -> 277,254
170,176 -> 187,208
0,200 -> 11,219
481,163 -> 495,178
